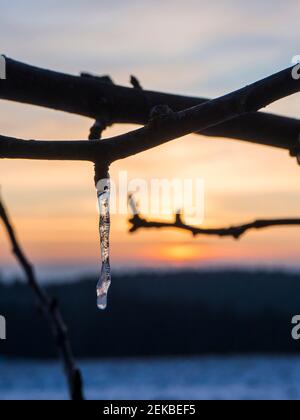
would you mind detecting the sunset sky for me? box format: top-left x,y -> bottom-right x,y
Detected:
1,0 -> 300,279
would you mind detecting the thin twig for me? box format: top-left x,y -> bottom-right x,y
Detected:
0,196 -> 84,400
128,209 -> 300,240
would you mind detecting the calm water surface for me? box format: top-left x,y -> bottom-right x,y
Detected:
0,356 -> 299,400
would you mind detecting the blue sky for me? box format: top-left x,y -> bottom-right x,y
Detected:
2,0 -> 299,92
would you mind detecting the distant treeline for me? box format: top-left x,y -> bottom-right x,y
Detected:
1,270 -> 300,358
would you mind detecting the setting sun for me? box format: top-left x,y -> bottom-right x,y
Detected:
160,244 -> 200,262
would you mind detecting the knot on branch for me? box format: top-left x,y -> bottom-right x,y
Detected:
128,214 -> 145,233
148,104 -> 176,129
230,227 -> 245,240
80,72 -> 114,85
149,104 -> 174,120
130,75 -> 143,90
81,72 -> 114,126
175,212 -> 184,226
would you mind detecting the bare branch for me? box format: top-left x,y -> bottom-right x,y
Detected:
0,196 -> 84,401
129,211 -> 300,240
1,64 -> 300,163
1,57 -> 300,150
0,134 -> 104,161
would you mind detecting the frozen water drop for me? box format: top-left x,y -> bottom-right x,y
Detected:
96,178 -> 111,310
96,260 -> 111,310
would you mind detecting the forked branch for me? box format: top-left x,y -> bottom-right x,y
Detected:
128,199 -> 300,239
1,57 -> 300,150
1,64 -> 300,162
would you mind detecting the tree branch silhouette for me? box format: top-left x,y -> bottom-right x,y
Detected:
1,63 -> 300,163
128,210 -> 300,240
1,57 -> 300,151
0,196 -> 84,401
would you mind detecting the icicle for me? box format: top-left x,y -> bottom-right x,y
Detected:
96,178 -> 111,310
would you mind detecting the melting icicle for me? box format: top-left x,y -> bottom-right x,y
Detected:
96,178 -> 111,310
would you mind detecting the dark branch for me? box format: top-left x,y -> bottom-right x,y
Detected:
0,196 -> 84,401
0,135 -> 96,161
129,212 -> 300,240
88,120 -> 109,182
1,64 -> 300,162
1,57 -> 300,150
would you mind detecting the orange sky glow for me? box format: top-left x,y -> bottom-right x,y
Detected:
1,1 -> 300,278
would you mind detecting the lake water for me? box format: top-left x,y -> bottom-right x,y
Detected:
0,355 -> 300,400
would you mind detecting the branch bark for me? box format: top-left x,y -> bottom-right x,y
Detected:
1,63 -> 300,162
0,196 -> 84,400
129,212 -> 300,239
1,57 -> 300,150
